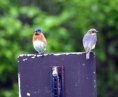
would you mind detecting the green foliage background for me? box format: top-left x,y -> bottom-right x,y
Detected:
0,0 -> 118,97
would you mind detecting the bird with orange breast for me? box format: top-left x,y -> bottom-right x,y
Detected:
32,28 -> 47,55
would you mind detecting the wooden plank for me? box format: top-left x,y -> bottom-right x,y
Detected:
18,52 -> 96,97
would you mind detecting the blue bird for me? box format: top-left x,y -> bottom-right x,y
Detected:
83,28 -> 98,59
32,28 -> 47,55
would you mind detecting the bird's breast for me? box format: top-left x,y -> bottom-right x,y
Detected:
33,33 -> 47,47
33,40 -> 44,48
33,34 -> 44,41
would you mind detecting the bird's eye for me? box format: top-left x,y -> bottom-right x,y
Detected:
92,31 -> 94,33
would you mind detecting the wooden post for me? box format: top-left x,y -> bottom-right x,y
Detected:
18,52 -> 96,97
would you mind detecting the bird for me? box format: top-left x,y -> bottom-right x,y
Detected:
83,28 -> 98,59
32,28 -> 47,55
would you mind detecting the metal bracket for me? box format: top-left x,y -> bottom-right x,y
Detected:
51,66 -> 65,97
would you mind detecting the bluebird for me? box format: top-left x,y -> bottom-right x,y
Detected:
83,28 -> 98,59
32,28 -> 47,55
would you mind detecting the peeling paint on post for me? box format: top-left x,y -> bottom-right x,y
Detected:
51,66 -> 65,97
18,52 -> 96,97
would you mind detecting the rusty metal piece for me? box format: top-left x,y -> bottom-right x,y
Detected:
51,66 -> 64,97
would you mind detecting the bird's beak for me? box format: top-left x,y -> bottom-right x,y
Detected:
96,30 -> 99,32
35,32 -> 39,35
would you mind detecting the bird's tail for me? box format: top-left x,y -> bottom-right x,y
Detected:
86,52 -> 90,60
41,52 -> 45,56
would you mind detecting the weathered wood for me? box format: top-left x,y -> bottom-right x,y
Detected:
18,52 -> 96,97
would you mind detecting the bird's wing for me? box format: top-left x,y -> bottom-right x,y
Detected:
83,34 -> 97,52
40,33 -> 47,47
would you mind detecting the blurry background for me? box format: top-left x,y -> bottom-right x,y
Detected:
0,0 -> 118,97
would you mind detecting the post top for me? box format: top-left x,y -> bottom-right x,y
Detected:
18,52 -> 95,58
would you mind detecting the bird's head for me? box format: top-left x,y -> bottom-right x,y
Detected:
88,28 -> 98,34
34,28 -> 42,35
